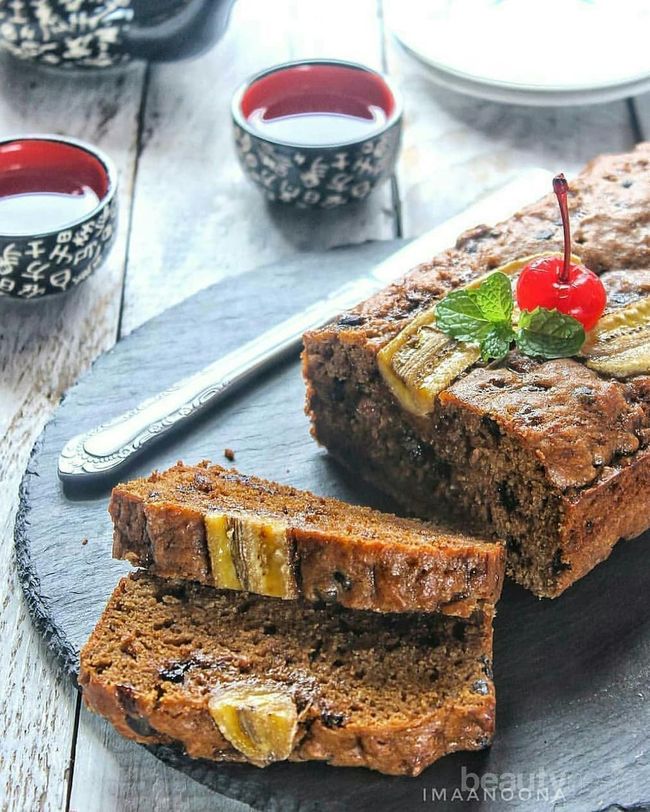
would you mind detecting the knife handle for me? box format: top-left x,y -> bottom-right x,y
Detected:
57,277 -> 378,483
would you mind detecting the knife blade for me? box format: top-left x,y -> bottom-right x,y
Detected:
58,169 -> 552,484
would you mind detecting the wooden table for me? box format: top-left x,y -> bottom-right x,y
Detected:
1,1 -> 648,809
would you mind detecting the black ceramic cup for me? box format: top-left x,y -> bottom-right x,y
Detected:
0,135 -> 117,300
0,0 -> 235,69
231,59 -> 403,209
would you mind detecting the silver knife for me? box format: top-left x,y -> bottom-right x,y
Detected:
58,169 -> 552,483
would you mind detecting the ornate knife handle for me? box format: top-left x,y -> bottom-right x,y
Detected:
58,277 -> 379,483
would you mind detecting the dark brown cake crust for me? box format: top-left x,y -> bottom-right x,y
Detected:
110,462 -> 505,616
303,144 -> 650,597
79,573 -> 496,776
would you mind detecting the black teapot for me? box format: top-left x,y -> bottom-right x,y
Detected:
0,0 -> 235,69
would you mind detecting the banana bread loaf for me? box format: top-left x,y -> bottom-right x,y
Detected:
79,572 -> 496,776
303,144 -> 650,598
110,462 -> 504,616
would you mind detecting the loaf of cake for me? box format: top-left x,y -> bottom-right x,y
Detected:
303,144 -> 650,598
110,462 -> 504,616
79,572 -> 496,776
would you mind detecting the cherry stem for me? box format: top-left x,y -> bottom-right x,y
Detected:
553,173 -> 571,285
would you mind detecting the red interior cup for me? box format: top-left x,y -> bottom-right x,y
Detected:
0,138 -> 111,201
239,63 -> 397,123
233,60 -> 402,149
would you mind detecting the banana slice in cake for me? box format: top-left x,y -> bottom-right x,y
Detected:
378,253 -> 574,416
205,512 -> 297,599
378,322 -> 480,417
208,682 -> 299,766
583,296 -> 650,377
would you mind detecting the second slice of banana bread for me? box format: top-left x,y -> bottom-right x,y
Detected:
79,572 -> 496,776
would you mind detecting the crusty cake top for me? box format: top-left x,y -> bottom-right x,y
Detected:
117,461 -> 502,554
337,143 -> 650,341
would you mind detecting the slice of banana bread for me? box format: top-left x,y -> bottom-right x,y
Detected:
79,572 -> 496,776
303,144 -> 650,598
110,462 -> 504,616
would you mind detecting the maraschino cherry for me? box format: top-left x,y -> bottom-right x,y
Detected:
516,174 -> 606,331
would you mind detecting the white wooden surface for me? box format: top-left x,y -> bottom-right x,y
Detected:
0,55 -> 146,812
0,1 -> 647,809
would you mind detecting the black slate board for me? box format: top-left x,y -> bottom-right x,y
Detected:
15,241 -> 650,812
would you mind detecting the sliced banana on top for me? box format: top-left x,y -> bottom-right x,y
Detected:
208,681 -> 299,766
378,322 -> 480,417
378,253 -> 572,416
205,511 -> 297,599
583,296 -> 650,378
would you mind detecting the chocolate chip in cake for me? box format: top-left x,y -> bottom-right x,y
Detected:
574,386 -> 595,404
308,639 -> 323,663
155,583 -> 189,602
498,481 -> 519,513
115,684 -> 138,715
315,585 -> 338,603
505,534 -> 520,556
404,435 -> 427,463
419,631 -> 440,648
322,710 -> 347,728
125,715 -> 157,738
338,313 -> 366,327
433,458 -> 452,481
330,378 -> 347,403
333,571 -> 352,592
551,549 -> 571,576
453,621 -> 467,642
480,655 -> 494,680
159,660 -> 194,683
481,415 -> 502,441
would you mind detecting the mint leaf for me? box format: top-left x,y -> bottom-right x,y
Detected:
435,272 -> 517,360
481,323 -> 515,362
435,288 -> 493,343
475,272 -> 513,323
517,308 -> 585,358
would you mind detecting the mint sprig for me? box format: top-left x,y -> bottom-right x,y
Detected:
434,272 -> 586,361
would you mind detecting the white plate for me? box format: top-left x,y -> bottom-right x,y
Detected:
388,0 -> 650,101
396,41 -> 650,107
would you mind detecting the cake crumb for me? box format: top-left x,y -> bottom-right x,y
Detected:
224,448 -> 235,461
82,538 -> 88,546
